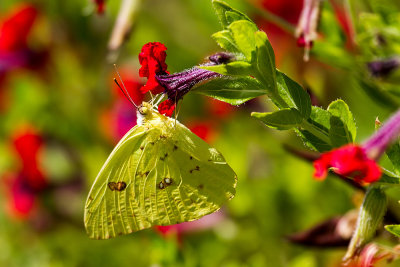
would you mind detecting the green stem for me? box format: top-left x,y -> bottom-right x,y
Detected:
246,1 -> 296,35
300,120 -> 331,145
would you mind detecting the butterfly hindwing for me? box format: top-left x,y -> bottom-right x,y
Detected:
84,110 -> 237,239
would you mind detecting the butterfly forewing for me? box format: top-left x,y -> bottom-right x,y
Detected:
84,112 -> 237,239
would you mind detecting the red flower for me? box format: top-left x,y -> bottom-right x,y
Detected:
158,99 -> 175,117
206,98 -> 235,119
138,42 -> 168,95
94,0 -> 106,14
313,145 -> 381,184
12,128 -> 47,190
188,121 -> 217,143
0,5 -> 37,52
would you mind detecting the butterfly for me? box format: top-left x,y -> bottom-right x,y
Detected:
84,102 -> 237,239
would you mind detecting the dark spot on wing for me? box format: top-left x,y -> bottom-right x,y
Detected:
140,146 -> 144,150
160,135 -> 167,139
115,182 -> 127,191
173,145 -> 178,151
108,182 -> 116,191
190,156 -> 193,160
108,181 -> 126,191
149,141 -> 155,145
158,181 -> 165,189
198,184 -> 204,189
164,178 -> 172,185
160,153 -> 168,161
208,159 -> 213,162
189,166 -> 200,173
89,196 -> 94,200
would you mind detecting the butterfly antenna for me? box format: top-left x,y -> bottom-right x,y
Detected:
113,64 -> 138,109
154,94 -> 164,107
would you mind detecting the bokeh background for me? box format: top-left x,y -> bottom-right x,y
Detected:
0,0 -> 399,266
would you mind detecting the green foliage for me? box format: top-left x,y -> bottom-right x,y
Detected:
386,143 -> 400,175
385,224 -> 400,238
251,109 -> 303,130
212,0 -> 252,29
229,20 -> 258,61
276,71 -> 311,118
327,100 -> 357,146
193,76 -> 266,105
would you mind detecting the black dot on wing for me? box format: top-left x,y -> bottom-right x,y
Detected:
140,146 -> 144,150
190,156 -> 193,160
173,145 -> 178,151
198,184 -> 204,189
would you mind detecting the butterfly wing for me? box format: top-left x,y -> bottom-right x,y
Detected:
84,120 -> 237,239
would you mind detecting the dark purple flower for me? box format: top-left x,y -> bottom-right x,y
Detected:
367,57 -> 400,78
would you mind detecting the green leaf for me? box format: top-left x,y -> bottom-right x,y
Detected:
254,31 -> 276,90
200,61 -> 253,76
276,71 -> 311,118
385,225 -> 400,238
298,107 -> 332,152
386,143 -> 400,175
212,0 -> 252,29
193,76 -> 266,105
376,172 -> 400,185
228,20 -> 258,61
212,30 -> 240,53
251,108 -> 304,130
327,100 -> 357,146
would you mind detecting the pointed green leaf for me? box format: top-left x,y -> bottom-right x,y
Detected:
386,143 -> 400,175
212,30 -> 240,53
193,76 -> 266,105
298,106 -> 332,152
327,100 -> 357,146
228,20 -> 258,61
252,108 -> 304,130
200,61 -> 253,76
276,71 -> 311,118
254,31 -> 276,90
212,0 -> 252,29
385,225 -> 400,238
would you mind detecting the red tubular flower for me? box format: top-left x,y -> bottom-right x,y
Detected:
313,145 -> 381,184
158,99 -> 175,117
13,128 -> 47,190
138,42 -> 168,95
0,5 -> 38,52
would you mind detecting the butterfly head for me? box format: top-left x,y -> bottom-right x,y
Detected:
137,101 -> 169,127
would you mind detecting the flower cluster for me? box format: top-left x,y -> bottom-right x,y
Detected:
137,42 -> 225,117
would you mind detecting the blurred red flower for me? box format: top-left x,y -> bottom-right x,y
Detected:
205,98 -> 235,119
109,69 -> 145,140
188,121 -> 217,143
13,128 -> 47,190
257,0 -> 303,63
2,127 -> 47,219
156,212 -> 225,240
138,42 -> 168,95
0,5 -> 37,52
313,144 -> 381,184
94,0 -> 106,15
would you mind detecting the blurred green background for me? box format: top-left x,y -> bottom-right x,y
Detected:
0,0 -> 399,266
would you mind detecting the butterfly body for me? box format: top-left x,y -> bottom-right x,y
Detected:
84,102 -> 237,239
